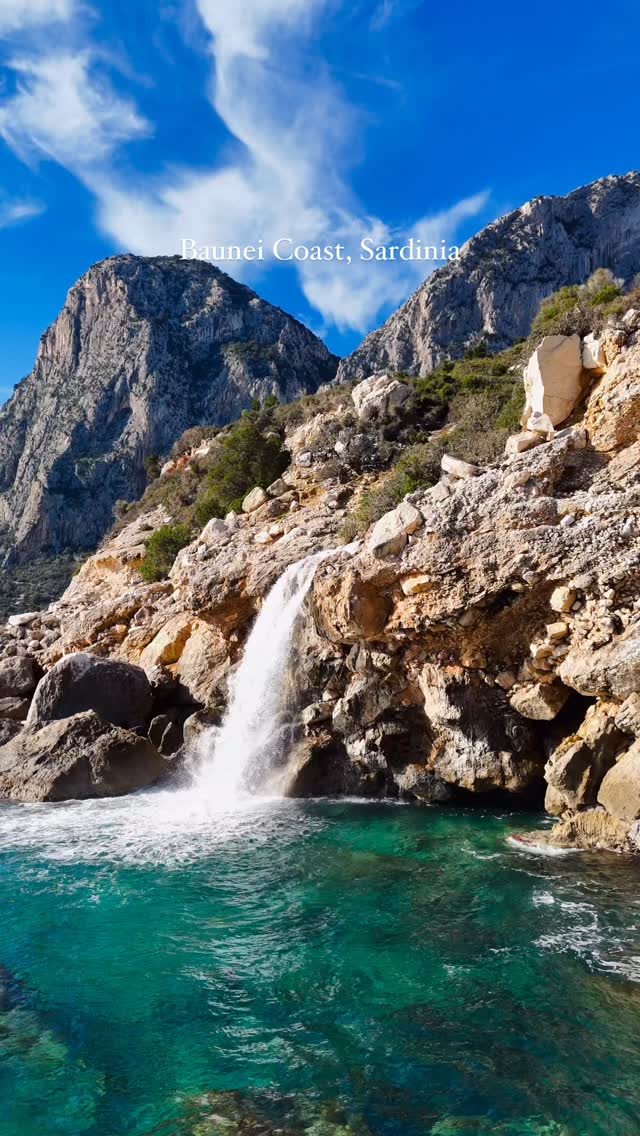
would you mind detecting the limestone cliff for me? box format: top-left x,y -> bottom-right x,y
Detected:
338,172 -> 640,381
0,255 -> 337,563
0,295 -> 638,853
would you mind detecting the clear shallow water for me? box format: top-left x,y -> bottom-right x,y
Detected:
1,795 -> 640,1136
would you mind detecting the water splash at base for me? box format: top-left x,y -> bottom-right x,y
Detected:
191,546 -> 353,806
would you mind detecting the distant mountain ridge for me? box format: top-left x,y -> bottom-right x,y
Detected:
338,171 -> 640,381
3,171 -> 640,570
0,255 -> 338,563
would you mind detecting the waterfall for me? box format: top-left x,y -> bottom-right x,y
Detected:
192,547 -> 347,806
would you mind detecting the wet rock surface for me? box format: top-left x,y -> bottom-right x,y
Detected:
0,710 -> 168,802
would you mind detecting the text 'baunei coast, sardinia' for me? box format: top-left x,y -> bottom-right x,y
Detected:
180,237 -> 460,264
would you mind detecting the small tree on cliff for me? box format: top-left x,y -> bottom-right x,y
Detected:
139,523 -> 192,583
194,409 -> 288,525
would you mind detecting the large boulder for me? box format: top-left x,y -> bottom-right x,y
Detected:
242,487 -> 269,513
0,656 -> 40,698
545,739 -> 604,815
0,710 -> 168,802
27,652 -> 153,730
597,739 -> 640,823
351,373 -> 411,421
559,625 -> 640,700
522,334 -> 584,429
509,681 -> 569,721
366,500 -> 423,558
544,701 -> 626,816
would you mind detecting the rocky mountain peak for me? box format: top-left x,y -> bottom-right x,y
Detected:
338,171 -> 640,381
0,255 -> 337,564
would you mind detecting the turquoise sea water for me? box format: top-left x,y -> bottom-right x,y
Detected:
1,794 -> 640,1136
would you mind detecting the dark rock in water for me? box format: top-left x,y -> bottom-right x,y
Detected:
165,1090 -> 373,1136
0,655 -> 41,698
0,709 -> 168,801
430,1117 -> 572,1134
27,651 -> 153,730
148,711 -> 184,756
183,709 -> 218,747
0,963 -> 24,1012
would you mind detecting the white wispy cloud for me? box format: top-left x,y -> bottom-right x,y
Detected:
298,193 -> 489,332
0,1 -> 489,333
370,1 -> 397,31
0,0 -> 74,35
95,1 -> 488,330
0,52 -> 151,169
0,196 -> 45,228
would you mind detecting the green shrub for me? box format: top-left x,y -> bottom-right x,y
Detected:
583,268 -> 621,299
138,523 -> 193,583
340,441 -> 443,540
495,384 -> 526,432
193,409 -> 289,525
530,286 -> 584,340
464,337 -> 488,359
527,269 -> 627,344
339,380 -> 525,542
145,454 -> 161,482
273,382 -> 354,429
590,284 -> 622,306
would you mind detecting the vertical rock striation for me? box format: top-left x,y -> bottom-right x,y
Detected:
338,172 -> 640,381
0,255 -> 338,562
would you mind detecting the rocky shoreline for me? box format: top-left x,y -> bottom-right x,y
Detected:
0,307 -> 638,853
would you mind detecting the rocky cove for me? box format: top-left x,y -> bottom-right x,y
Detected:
0,292 -> 637,856
0,229 -> 640,1136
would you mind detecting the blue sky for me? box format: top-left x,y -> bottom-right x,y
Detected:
0,0 -> 639,402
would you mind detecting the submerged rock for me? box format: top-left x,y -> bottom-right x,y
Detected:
431,1117 -> 572,1135
536,808 -> 632,853
168,1091 -> 373,1136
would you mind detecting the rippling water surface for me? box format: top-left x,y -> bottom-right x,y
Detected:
1,794 -> 640,1136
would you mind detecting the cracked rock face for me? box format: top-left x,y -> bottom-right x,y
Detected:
0,255 -> 337,563
0,312 -> 638,845
338,172 -> 640,381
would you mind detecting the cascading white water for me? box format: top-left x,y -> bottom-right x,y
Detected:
191,548 -> 344,806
